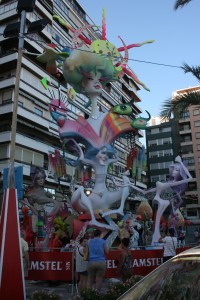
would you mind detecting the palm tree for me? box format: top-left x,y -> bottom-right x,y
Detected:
160,64 -> 200,119
174,0 -> 193,10
160,0 -> 200,119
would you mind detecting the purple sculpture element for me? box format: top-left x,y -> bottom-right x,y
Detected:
145,156 -> 192,244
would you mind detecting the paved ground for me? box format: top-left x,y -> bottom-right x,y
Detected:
26,279 -> 112,300
26,280 -> 77,300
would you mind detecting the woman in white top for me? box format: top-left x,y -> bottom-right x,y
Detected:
75,238 -> 88,292
159,228 -> 177,262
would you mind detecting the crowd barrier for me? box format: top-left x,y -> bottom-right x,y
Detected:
27,247 -> 189,282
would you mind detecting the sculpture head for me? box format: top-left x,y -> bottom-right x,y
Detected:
62,49 -> 119,96
168,162 -> 189,195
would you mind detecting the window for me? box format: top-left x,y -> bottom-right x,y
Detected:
161,127 -> 171,133
164,149 -> 172,156
187,209 -> 198,218
193,109 -> 200,116
160,174 -> 167,181
110,88 -> 121,101
159,162 -> 165,169
34,153 -> 44,166
151,176 -> 159,182
149,151 -> 157,158
165,161 -> 173,168
194,121 -> 200,127
195,132 -> 200,139
183,157 -> 194,165
150,163 -> 159,170
23,149 -> 32,163
197,145 -> 200,151
181,145 -> 193,154
34,107 -> 43,116
1,90 -> 12,104
148,140 -> 157,146
180,110 -> 189,118
181,135 -> 191,142
163,137 -> 171,144
15,146 -> 44,166
0,144 -> 8,159
180,124 -> 190,131
151,128 -> 159,134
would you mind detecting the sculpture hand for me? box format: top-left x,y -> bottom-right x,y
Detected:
175,155 -> 182,163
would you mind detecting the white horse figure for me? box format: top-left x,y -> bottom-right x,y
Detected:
68,140 -> 145,230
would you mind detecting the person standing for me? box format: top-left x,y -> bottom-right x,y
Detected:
159,228 -> 177,262
87,229 -> 109,290
194,228 -> 199,243
20,230 -> 29,278
177,229 -> 185,247
117,238 -> 133,281
75,237 -> 88,292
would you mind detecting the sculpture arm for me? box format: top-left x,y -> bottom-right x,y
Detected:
63,138 -> 84,160
108,157 -> 118,164
143,187 -> 157,195
175,155 -> 192,179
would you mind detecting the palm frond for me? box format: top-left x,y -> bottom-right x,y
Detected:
160,98 -> 174,120
160,91 -> 200,120
181,63 -> 200,83
174,0 -> 193,10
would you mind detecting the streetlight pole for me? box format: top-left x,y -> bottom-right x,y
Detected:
8,10 -> 26,187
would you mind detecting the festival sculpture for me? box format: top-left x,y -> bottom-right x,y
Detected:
22,165 -> 62,217
19,9 -> 193,246
36,9 -> 153,231
33,9 -> 193,245
145,156 -> 192,245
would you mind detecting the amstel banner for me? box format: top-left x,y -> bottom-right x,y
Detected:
28,252 -> 74,281
105,249 -> 163,278
28,248 -> 188,281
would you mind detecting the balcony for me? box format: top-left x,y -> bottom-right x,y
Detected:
0,2 -> 17,22
0,131 -> 11,143
1,52 -> 17,65
0,76 -> 15,90
179,117 -> 190,123
0,103 -> 13,115
180,140 -> 192,146
16,133 -> 50,154
179,129 -> 191,134
18,106 -> 50,129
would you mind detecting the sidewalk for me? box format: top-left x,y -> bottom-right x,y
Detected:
26,280 -> 77,300
26,279 -> 111,299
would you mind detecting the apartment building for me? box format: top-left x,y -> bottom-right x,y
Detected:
146,86 -> 200,224
173,86 -> 200,222
146,117 -> 178,187
0,0 -> 146,208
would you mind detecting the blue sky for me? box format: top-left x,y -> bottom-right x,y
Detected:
77,0 -> 200,119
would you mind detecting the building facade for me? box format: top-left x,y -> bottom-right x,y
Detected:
146,117 -> 177,187
146,86 -> 200,224
173,86 -> 200,222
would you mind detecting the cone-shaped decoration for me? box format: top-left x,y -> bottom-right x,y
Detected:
0,189 -> 26,300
